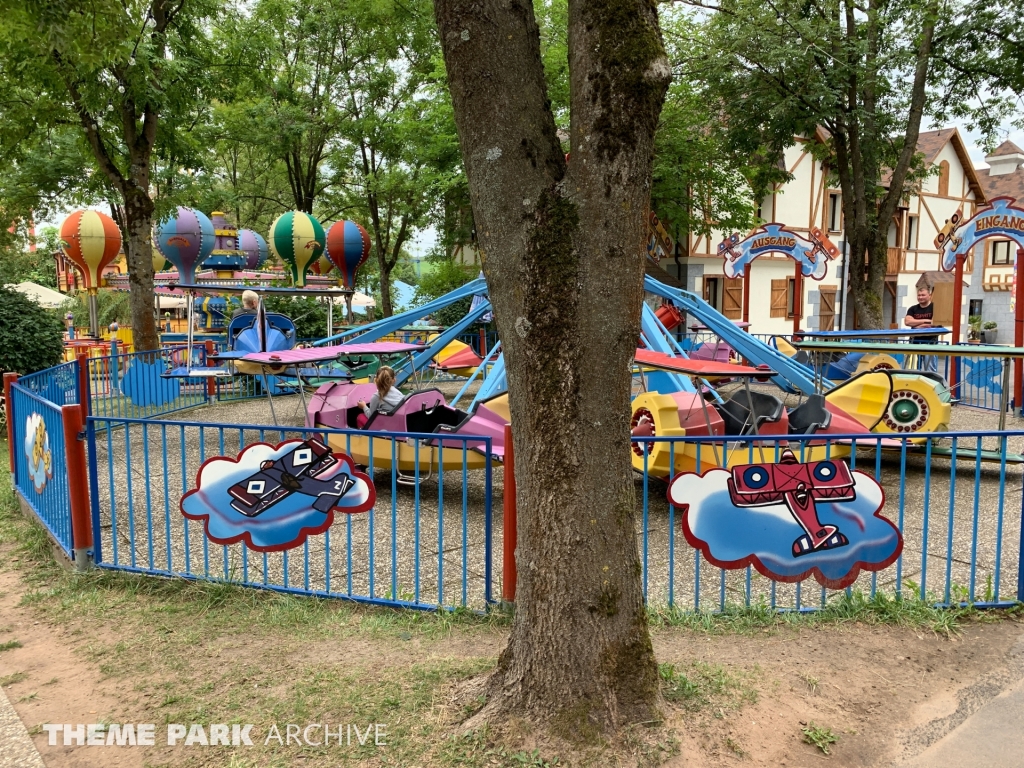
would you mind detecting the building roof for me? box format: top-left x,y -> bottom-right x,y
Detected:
990,140 -> 1024,157
644,257 -> 684,289
881,128 -> 987,203
977,140 -> 1024,201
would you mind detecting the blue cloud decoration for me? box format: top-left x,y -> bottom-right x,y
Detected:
181,437 -> 375,552
668,450 -> 902,589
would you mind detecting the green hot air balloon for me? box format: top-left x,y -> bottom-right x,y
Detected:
269,211 -> 326,287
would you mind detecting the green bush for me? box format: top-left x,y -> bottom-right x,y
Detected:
0,287 -> 65,374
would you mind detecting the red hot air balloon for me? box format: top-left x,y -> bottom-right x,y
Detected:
325,221 -> 371,290
59,210 -> 122,294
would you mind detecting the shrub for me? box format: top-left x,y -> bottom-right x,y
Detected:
0,286 -> 65,374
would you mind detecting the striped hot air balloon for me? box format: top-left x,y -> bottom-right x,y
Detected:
325,220 -> 371,290
59,210 -> 122,294
153,253 -> 172,273
311,255 -> 334,276
154,207 -> 215,285
269,211 -> 325,287
238,229 -> 269,270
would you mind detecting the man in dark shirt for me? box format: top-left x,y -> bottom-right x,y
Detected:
904,283 -> 938,373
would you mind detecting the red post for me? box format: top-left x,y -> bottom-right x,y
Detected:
205,340 -> 216,398
1015,248 -> 1024,413
792,262 -> 803,334
950,253 -> 966,395
76,352 -> 90,422
502,422 -> 517,603
4,372 -> 18,474
479,327 -> 488,357
742,263 -> 751,327
61,405 -> 93,569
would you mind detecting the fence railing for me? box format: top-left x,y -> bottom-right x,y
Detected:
632,432 -> 1023,611
86,417 -> 495,612
6,355 -> 1024,617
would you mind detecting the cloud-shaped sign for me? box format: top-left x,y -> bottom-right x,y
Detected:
181,438 -> 374,552
668,453 -> 901,589
24,412 -> 52,494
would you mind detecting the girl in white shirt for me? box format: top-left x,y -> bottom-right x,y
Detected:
356,366 -> 404,427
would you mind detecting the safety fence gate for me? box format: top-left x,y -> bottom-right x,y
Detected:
5,355 -> 1024,614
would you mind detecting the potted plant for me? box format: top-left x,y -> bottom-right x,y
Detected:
982,320 -> 998,345
968,315 -> 982,342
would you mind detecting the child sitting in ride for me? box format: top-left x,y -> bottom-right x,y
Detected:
356,366 -> 404,428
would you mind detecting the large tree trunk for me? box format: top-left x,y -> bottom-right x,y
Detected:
123,185 -> 160,352
435,0 -> 669,731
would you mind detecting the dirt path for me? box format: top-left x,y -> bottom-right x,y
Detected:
2,552 -> 1023,767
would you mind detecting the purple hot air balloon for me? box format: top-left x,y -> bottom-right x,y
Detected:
155,207 -> 215,284
325,220 -> 371,290
238,229 -> 269,270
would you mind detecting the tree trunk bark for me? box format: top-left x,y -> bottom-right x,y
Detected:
123,185 -> 160,352
436,0 -> 669,731
379,265 -> 393,317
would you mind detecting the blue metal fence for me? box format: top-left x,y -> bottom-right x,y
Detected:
9,383 -> 75,554
86,417 -> 495,612
632,432 -> 1023,611
8,354 -> 1024,616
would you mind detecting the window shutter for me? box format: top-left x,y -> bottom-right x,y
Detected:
770,280 -> 788,318
723,278 -> 743,319
818,288 -> 836,331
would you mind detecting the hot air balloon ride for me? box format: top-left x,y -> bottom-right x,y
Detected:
155,207 -> 215,285
237,229 -> 269,270
59,210 -> 122,336
269,211 -> 325,288
325,220 -> 372,322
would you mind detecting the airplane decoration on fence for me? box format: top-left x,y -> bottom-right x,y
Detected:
181,437 -> 375,552
668,450 -> 902,589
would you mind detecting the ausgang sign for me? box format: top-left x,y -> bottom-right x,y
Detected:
719,224 -> 839,280
940,197 -> 1024,271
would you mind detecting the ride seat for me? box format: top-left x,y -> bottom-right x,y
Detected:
717,390 -> 785,436
788,394 -> 832,435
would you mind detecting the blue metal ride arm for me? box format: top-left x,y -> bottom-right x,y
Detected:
394,300 -> 493,386
639,303 -> 696,394
643,276 -> 823,394
471,353 -> 506,408
314,278 -> 488,346
453,342 -> 503,407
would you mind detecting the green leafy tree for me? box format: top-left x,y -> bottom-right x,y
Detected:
0,0 -> 220,351
412,256 -> 474,327
60,289 -> 132,328
685,0 -> 1023,328
0,286 -> 64,374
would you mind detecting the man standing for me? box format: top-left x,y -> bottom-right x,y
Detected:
904,279 -> 938,373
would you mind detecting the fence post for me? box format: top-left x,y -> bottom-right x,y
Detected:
205,340 -> 216,401
502,422 -> 517,603
76,352 -> 91,422
479,327 -> 487,357
61,404 -> 93,571
4,372 -> 18,478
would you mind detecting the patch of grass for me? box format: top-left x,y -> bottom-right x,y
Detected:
0,671 -> 28,686
648,588 -> 1022,637
0,639 -> 22,652
439,728 -> 561,767
725,736 -> 746,757
658,662 -> 759,713
802,722 -> 839,755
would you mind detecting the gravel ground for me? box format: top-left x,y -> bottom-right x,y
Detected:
88,380 -> 1023,612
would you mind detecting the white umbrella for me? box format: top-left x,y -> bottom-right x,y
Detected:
7,281 -> 68,309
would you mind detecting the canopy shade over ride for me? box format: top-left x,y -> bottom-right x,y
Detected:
633,349 -> 772,380
241,341 -> 426,366
798,328 -> 952,339
791,341 -> 1024,358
